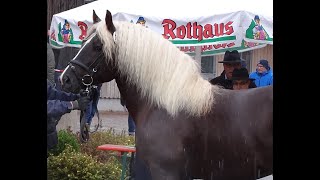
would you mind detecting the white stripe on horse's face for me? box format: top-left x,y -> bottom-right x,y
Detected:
59,65 -> 70,86
73,33 -> 96,60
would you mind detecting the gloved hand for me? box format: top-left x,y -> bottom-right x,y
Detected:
71,96 -> 91,111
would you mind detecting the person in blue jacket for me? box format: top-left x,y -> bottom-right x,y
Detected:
47,80 -> 90,150
249,59 -> 273,87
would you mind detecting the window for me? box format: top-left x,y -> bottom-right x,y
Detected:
200,55 -> 216,80
201,56 -> 215,74
241,51 -> 252,71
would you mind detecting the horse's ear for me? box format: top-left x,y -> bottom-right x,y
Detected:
105,10 -> 116,34
92,10 -> 101,24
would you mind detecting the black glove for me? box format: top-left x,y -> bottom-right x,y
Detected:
72,96 -> 91,111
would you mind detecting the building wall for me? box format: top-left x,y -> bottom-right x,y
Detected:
100,80 -> 121,99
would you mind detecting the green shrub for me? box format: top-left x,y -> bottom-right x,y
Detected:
48,129 -> 80,156
48,128 -> 135,179
80,128 -> 135,163
47,145 -> 122,180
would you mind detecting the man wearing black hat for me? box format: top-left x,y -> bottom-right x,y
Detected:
231,68 -> 256,90
209,50 -> 256,89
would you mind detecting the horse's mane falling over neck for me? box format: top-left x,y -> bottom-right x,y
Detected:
96,21 -> 220,117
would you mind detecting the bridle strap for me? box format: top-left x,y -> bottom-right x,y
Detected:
69,60 -> 90,73
79,85 -> 102,143
69,52 -> 104,75
68,52 -> 104,87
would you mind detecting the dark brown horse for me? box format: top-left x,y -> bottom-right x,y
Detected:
60,10 -> 273,180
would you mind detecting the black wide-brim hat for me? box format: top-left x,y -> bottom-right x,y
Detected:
231,76 -> 255,81
218,50 -> 246,63
231,67 -> 255,81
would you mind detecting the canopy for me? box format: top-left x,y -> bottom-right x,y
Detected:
49,0 -> 273,55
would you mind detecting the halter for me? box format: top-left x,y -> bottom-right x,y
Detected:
68,52 -> 104,143
69,52 -> 104,91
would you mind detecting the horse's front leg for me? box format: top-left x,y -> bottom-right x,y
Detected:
146,152 -> 193,180
134,107 -> 194,180
135,119 -> 190,179
148,163 -> 181,180
136,135 -> 186,180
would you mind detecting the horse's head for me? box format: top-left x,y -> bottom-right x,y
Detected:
60,10 -> 117,93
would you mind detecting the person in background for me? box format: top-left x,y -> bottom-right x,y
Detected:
47,80 -> 90,151
47,42 -> 55,85
231,68 -> 256,90
210,50 -> 256,89
249,59 -> 273,87
241,59 -> 247,68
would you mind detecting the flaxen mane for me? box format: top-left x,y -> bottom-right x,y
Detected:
95,21 -> 221,116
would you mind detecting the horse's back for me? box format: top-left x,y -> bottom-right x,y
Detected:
186,86 -> 273,179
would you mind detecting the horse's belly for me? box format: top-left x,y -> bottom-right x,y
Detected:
184,136 -> 257,180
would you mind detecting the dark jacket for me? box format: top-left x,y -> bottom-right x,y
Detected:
209,71 -> 233,89
47,43 -> 55,84
47,81 -> 79,118
209,71 -> 256,89
47,80 -> 79,150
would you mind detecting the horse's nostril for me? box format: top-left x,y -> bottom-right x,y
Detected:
65,77 -> 70,83
62,76 -> 70,84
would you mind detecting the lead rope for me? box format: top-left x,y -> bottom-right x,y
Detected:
89,86 -> 102,133
79,85 -> 91,143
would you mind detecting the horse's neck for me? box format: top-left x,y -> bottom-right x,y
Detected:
115,77 -> 149,121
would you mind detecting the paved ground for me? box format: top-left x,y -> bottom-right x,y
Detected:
85,111 -> 130,134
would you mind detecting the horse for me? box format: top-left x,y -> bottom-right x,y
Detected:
60,10 -> 273,180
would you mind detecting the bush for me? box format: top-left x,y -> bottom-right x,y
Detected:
47,128 -> 135,179
80,128 -> 135,163
47,145 -> 122,180
48,129 -> 80,156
